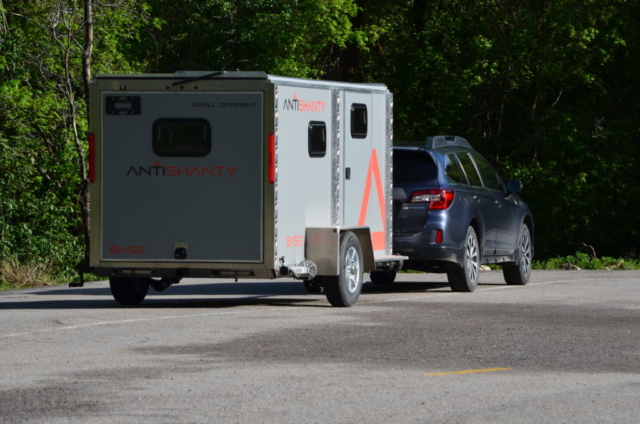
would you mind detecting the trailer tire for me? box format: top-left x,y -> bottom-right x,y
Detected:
109,277 -> 150,306
324,232 -> 363,307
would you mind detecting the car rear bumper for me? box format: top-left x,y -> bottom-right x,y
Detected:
393,228 -> 464,266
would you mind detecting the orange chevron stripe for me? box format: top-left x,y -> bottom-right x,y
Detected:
357,149 -> 386,250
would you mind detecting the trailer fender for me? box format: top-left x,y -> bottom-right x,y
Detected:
305,227 -> 375,276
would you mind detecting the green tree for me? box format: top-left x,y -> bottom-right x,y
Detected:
357,0 -> 640,258
143,0 -> 358,77
0,0 -> 152,279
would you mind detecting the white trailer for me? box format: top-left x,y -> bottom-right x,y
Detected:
88,71 -> 404,307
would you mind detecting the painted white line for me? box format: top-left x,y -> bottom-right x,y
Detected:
0,308 -> 296,340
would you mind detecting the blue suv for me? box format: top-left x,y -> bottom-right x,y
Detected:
371,135 -> 534,291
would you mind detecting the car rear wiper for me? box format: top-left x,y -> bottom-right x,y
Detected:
171,71 -> 226,86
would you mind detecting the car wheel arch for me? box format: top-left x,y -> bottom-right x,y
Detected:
454,218 -> 482,269
522,215 -> 535,254
469,218 -> 482,254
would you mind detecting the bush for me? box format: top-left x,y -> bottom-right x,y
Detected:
0,256 -> 61,290
533,252 -> 640,271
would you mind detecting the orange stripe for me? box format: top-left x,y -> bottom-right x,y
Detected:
371,149 -> 386,233
357,150 -> 387,251
358,154 -> 373,226
424,368 -> 512,377
371,231 -> 385,251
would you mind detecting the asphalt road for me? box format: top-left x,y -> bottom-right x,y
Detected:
1,270 -> 639,423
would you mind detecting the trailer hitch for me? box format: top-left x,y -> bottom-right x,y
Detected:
282,260 -> 318,281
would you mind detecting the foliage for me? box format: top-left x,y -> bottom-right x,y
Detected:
0,0 -> 152,280
1,0 -> 639,286
375,0 -> 640,258
0,255 -> 61,290
143,0 -> 358,77
533,252 -> 640,271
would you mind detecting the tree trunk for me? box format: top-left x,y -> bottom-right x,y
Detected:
79,0 -> 93,266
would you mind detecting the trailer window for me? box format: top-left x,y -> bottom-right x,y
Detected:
351,104 -> 367,139
152,118 -> 211,157
308,121 -> 327,158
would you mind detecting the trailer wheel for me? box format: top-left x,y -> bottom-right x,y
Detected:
324,232 -> 363,307
109,277 -> 150,306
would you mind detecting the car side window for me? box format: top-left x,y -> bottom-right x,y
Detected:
444,154 -> 468,184
456,153 -> 483,187
472,154 -> 504,191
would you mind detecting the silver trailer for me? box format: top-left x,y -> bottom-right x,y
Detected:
88,71 -> 404,307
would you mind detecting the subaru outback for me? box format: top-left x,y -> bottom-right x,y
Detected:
371,135 -> 534,291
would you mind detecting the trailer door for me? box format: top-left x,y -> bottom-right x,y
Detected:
100,92 -> 264,262
342,92 -> 373,227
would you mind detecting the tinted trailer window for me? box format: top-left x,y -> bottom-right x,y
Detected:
153,118 -> 211,157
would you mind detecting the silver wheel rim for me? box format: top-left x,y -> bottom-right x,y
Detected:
520,229 -> 532,279
344,246 -> 361,294
466,233 -> 479,284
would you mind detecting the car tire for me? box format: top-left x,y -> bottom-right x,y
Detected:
503,224 -> 532,285
369,271 -> 397,284
303,277 -> 324,294
324,232 -> 363,307
447,226 -> 480,292
109,276 -> 150,306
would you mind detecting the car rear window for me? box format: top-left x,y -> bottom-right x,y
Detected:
393,150 -> 438,184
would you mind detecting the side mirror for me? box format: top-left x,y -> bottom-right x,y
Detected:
506,179 -> 523,195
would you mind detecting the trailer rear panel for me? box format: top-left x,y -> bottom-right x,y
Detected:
101,92 -> 264,262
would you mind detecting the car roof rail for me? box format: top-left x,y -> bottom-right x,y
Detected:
423,135 -> 472,150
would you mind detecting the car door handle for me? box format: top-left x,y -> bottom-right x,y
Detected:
473,195 -> 480,202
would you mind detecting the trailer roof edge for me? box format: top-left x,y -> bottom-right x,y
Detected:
94,71 -> 388,91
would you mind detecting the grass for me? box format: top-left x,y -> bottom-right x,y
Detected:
533,251 -> 640,270
0,257 -> 61,290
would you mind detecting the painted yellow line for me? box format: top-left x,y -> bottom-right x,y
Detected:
424,367 -> 512,377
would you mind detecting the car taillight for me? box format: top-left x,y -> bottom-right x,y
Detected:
408,189 -> 455,210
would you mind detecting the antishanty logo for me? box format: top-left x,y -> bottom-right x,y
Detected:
126,160 -> 238,177
282,92 -> 326,113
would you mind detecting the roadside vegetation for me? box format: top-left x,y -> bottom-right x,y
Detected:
1,1 -> 639,289
533,252 -> 640,271
0,257 -> 60,290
